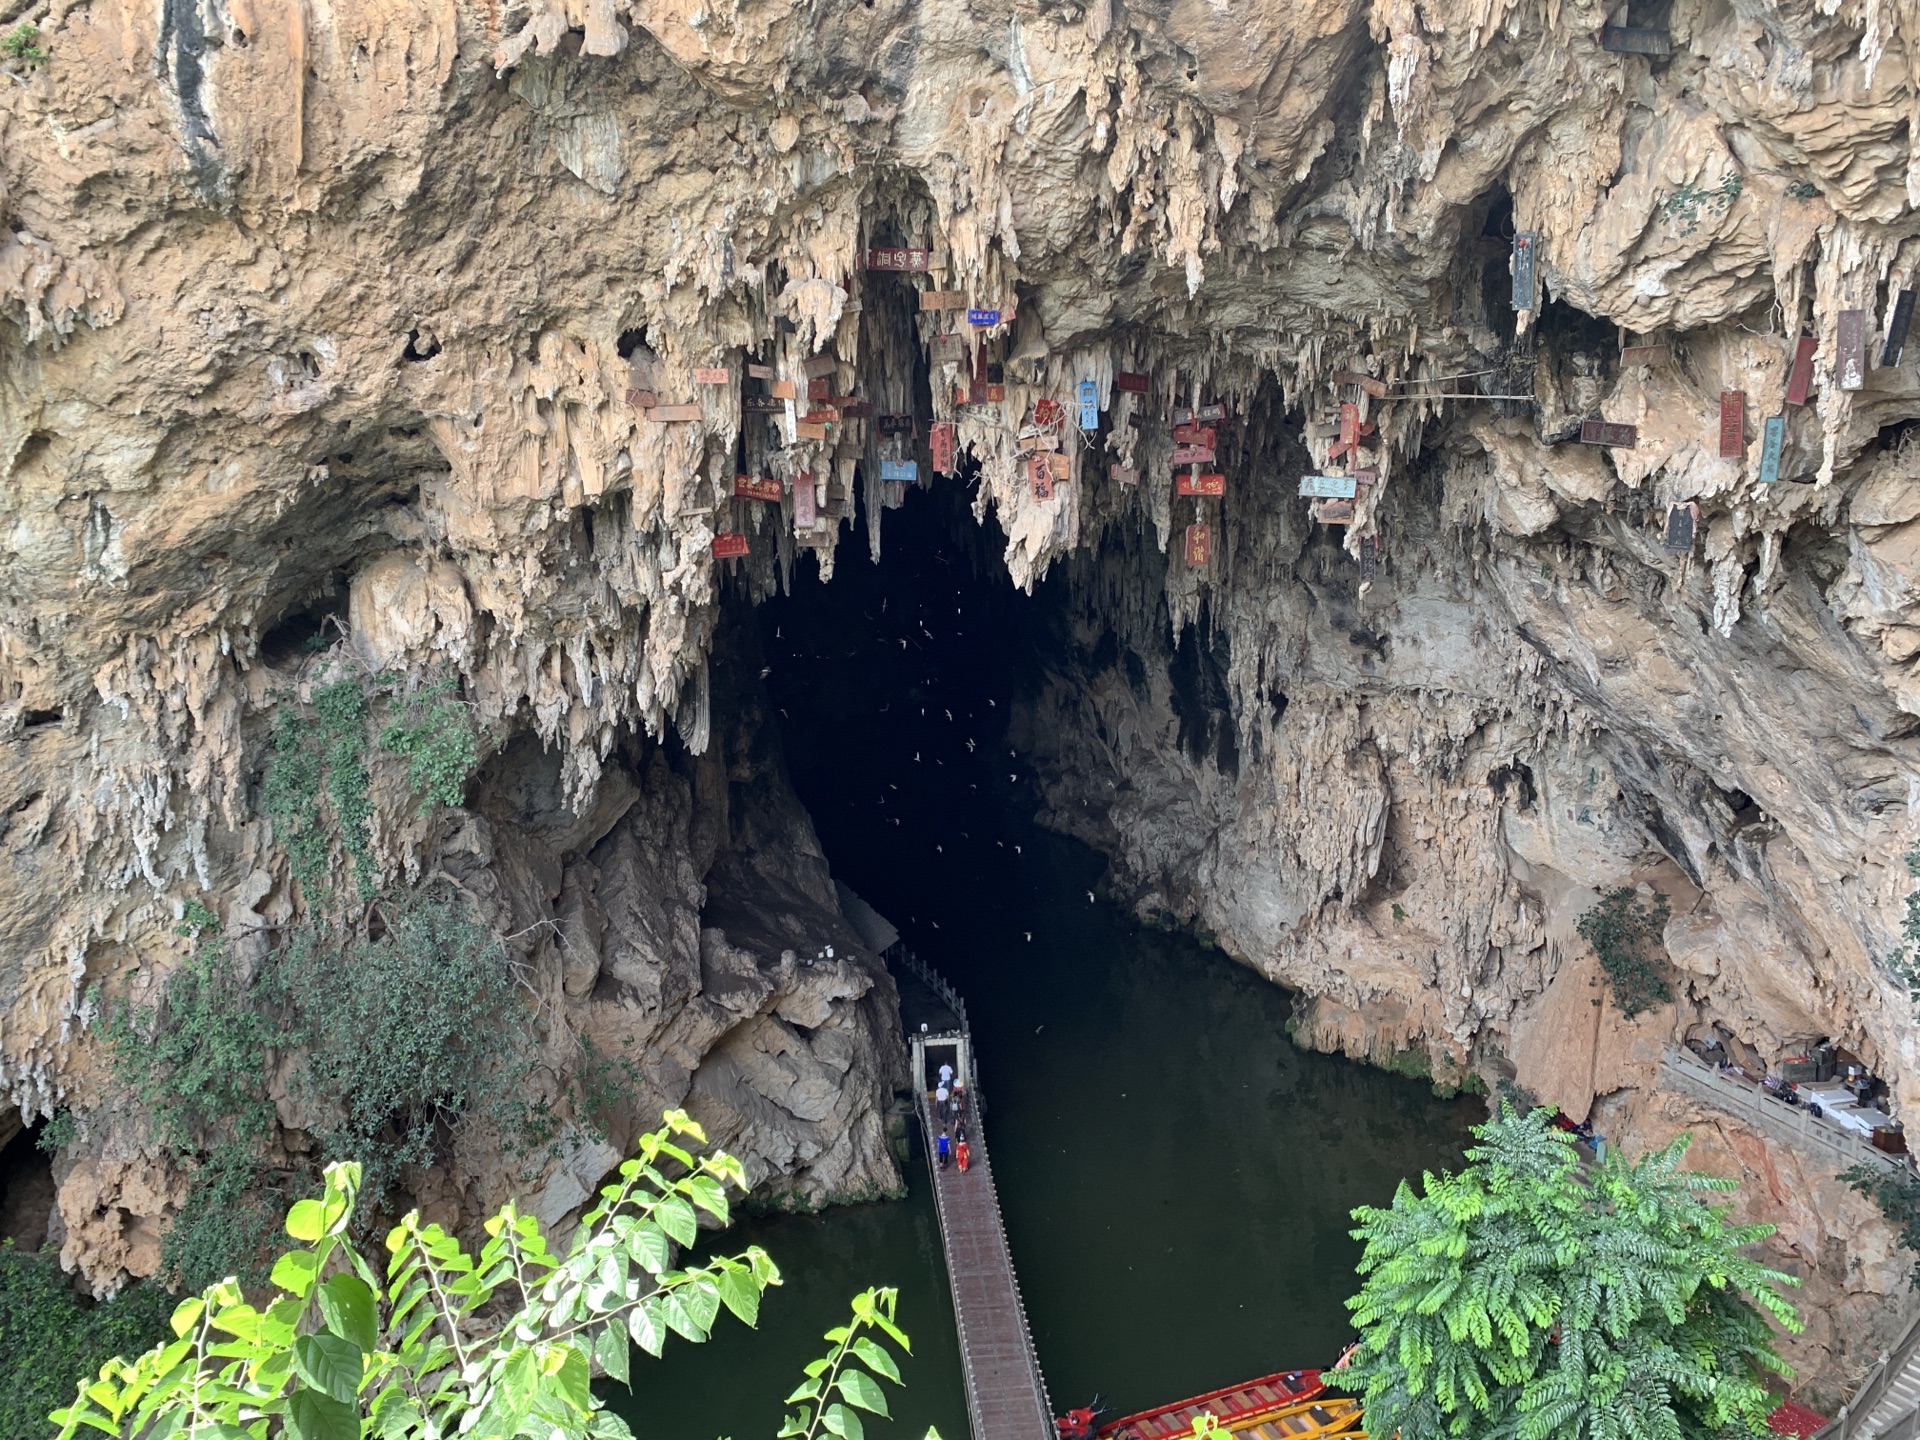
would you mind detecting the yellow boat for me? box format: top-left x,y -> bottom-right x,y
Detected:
1224,1396 -> 1363,1440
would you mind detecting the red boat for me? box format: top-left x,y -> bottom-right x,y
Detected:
1093,1370 -> 1328,1440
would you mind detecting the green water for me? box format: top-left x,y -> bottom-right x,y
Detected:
605,488 -> 1477,1440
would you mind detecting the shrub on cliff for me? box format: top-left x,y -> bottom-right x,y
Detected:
50,1112 -> 924,1440
0,1245 -> 170,1440
1577,887 -> 1674,1018
1343,1105 -> 1801,1440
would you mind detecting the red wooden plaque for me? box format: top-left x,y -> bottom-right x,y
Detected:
648,404 -> 703,422
693,367 -> 730,385
735,474 -> 784,501
866,246 -> 931,272
920,290 -> 968,311
1718,391 -> 1745,458
795,421 -> 829,441
770,379 -> 798,400
1115,371 -> 1150,394
1176,471 -> 1226,497
712,532 -> 750,558
1047,452 -> 1071,480
1579,419 -> 1637,447
1184,523 -> 1212,566
1110,464 -> 1138,486
1172,424 -> 1217,447
793,475 -> 817,529
1028,454 -> 1054,500
807,377 -> 830,401
1785,334 -> 1817,404
1340,402 -> 1360,449
1171,445 -> 1216,466
930,421 -> 956,474
626,388 -> 657,409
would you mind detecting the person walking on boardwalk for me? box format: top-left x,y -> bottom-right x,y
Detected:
937,1129 -> 952,1169
938,1059 -> 954,1090
956,1132 -> 971,1173
951,1084 -> 967,1122
936,1083 -> 951,1121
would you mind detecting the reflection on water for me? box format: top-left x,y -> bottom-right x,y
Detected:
605,488 -> 1476,1440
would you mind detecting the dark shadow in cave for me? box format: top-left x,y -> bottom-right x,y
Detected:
0,1120 -> 54,1252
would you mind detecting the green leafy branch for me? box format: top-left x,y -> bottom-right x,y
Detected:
3,23 -> 46,67
781,1287 -> 911,1440
1660,173 -> 1744,238
50,1111 -> 909,1440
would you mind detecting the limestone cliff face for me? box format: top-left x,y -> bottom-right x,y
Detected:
4,0 -> 1920,1394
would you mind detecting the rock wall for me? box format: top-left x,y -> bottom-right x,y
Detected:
5,0 -> 1920,1394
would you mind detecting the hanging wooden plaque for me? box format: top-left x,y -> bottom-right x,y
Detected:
1838,309 -> 1867,390
1047,452 -> 1071,480
930,334 -> 967,363
930,421 -> 956,475
1719,391 -> 1745,457
747,363 -> 773,380
693,367 -> 730,385
1512,232 -> 1539,311
1340,402 -> 1361,448
735,474 -> 785,501
794,530 -> 832,549
1170,445 -> 1216,466
1184,523 -> 1212,566
712,532 -> 750,558
804,355 -> 839,379
626,388 -> 658,409
877,413 -> 915,436
1110,464 -> 1138,486
648,404 -> 703,422
1332,370 -> 1388,398
1300,474 -> 1357,498
1358,535 -> 1380,580
1580,419 -> 1637,447
967,309 -> 1002,327
1664,503 -> 1697,553
1171,407 -> 1194,425
1316,499 -> 1356,524
920,291 -> 969,311
1176,471 -> 1226,497
1758,415 -> 1785,483
793,477 -> 817,528
1619,344 -> 1670,367
866,246 -> 931,272
742,396 -> 785,414
795,421 -> 829,441
1785,334 -> 1817,404
836,400 -> 874,419
770,379 -> 798,400
1079,380 -> 1099,430
1115,371 -> 1151,394
879,459 -> 918,483
1028,454 -> 1054,500
1196,402 -> 1227,423
883,481 -> 907,509
807,377 -> 831,401
1885,290 -> 1915,367
1172,424 -> 1217,447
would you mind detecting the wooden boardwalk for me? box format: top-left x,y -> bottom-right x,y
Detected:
918,1085 -> 1055,1440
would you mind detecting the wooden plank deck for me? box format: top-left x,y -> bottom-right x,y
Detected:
921,1090 -> 1054,1440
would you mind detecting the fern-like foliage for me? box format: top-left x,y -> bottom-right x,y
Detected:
1344,1106 -> 1801,1440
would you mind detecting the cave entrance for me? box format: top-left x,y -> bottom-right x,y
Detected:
0,1117 -> 55,1252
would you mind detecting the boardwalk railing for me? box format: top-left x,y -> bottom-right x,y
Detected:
1815,1308 -> 1920,1439
1660,1047 -> 1908,1176
893,943 -> 971,1035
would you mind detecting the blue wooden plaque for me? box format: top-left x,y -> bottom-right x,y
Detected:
1078,380 -> 1099,431
1758,416 -> 1785,483
879,459 -> 917,483
966,309 -> 1001,327
1300,474 -> 1357,499
1512,232 -> 1538,311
